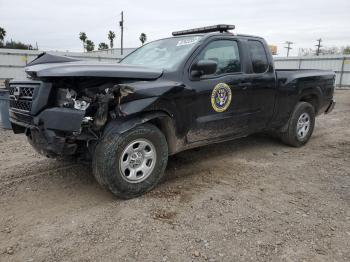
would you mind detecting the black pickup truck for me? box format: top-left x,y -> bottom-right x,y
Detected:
8,25 -> 335,198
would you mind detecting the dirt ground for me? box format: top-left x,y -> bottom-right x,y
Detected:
0,90 -> 349,262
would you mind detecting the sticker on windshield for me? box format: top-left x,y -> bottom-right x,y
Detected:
211,83 -> 232,113
176,36 -> 201,46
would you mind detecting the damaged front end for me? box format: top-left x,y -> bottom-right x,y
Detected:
8,53 -> 169,158
8,79 -> 138,158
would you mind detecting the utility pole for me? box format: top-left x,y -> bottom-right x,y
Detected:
119,11 -> 124,56
284,41 -> 293,57
315,38 -> 322,56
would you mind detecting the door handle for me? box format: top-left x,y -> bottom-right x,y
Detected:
237,82 -> 252,89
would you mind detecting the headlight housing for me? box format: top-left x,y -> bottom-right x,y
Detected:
56,88 -> 90,111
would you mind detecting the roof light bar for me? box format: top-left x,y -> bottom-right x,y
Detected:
172,24 -> 235,36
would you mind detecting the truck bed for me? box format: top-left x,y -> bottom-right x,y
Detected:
270,68 -> 335,129
276,69 -> 335,82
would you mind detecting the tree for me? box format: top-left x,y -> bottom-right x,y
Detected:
3,40 -> 33,50
79,32 -> 87,52
85,39 -> 95,52
0,27 -> 6,46
98,42 -> 109,50
139,33 -> 147,45
343,46 -> 350,55
108,31 -> 115,49
299,48 -> 314,56
320,46 -> 341,55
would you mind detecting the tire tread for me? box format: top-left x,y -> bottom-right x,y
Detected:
92,123 -> 168,199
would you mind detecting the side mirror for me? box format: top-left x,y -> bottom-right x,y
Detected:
191,59 -> 217,77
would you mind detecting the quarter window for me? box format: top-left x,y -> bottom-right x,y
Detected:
198,40 -> 241,75
248,40 -> 269,73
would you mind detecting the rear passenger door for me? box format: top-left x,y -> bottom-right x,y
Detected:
245,40 -> 276,130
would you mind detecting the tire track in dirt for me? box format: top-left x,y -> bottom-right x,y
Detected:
0,164 -> 79,187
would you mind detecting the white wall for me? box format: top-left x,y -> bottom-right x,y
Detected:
91,48 -> 136,56
0,49 -> 121,82
2,49 -> 349,88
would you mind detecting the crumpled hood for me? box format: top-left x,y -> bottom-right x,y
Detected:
25,53 -> 163,79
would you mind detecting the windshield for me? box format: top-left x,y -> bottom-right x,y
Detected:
120,35 -> 202,70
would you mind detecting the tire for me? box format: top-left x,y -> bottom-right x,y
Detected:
92,123 -> 168,199
280,102 -> 315,147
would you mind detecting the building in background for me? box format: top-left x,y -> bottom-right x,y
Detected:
269,45 -> 278,56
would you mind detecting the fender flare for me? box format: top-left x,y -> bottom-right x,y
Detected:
280,87 -> 322,133
102,111 -> 170,138
298,86 -> 322,104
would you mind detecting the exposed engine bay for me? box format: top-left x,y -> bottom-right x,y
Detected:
53,78 -> 136,132
10,78 -> 139,158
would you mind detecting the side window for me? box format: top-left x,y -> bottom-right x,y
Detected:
248,40 -> 269,73
198,40 -> 241,75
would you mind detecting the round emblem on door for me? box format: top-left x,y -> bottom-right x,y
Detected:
211,83 -> 232,112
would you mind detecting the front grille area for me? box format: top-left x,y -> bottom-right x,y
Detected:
9,100 -> 32,111
9,86 -> 35,98
9,110 -> 33,125
8,83 -> 38,113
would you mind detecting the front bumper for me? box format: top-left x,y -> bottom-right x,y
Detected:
10,107 -> 85,131
325,99 -> 336,114
28,128 -> 78,157
10,107 -> 85,157
8,80 -> 88,157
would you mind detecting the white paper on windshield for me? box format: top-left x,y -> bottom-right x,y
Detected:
176,36 -> 201,47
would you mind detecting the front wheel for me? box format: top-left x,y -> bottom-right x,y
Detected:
280,102 -> 315,147
92,123 -> 168,199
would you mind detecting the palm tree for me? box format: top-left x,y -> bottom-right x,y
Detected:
139,33 -> 147,46
85,40 -> 95,52
0,27 -> 6,46
79,32 -> 87,52
108,31 -> 115,49
98,42 -> 109,50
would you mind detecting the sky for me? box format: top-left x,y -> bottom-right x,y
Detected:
0,0 -> 349,56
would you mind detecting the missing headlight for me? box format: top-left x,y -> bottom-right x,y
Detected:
56,88 -> 90,111
74,100 -> 90,111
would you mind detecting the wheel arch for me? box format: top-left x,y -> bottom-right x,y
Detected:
298,87 -> 322,114
103,110 -> 178,155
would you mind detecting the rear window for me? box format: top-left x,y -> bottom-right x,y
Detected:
247,40 -> 269,73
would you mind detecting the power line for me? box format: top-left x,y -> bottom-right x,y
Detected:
315,38 -> 322,56
284,41 -> 293,57
119,11 -> 124,56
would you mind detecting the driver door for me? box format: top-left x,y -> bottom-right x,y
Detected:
185,39 -> 252,143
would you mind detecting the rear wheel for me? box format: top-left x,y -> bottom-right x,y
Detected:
92,123 -> 168,199
280,102 -> 315,147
